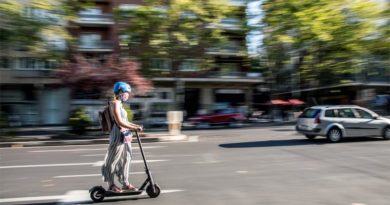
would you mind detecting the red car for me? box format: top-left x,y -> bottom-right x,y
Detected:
188,108 -> 247,128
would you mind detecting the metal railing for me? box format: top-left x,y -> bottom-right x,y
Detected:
207,71 -> 262,79
77,13 -> 114,24
206,46 -> 246,55
78,40 -> 113,49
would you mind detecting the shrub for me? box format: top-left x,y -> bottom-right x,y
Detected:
69,107 -> 91,135
123,103 -> 134,122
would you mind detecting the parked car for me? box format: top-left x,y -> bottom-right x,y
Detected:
296,105 -> 390,142
188,108 -> 247,128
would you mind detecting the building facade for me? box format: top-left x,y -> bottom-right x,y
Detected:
0,0 -> 265,126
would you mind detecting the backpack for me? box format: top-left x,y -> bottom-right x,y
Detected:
99,102 -> 114,132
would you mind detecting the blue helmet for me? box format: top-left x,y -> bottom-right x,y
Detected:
113,82 -> 131,94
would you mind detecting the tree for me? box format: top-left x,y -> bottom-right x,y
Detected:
56,54 -> 153,98
260,0 -> 389,89
115,0 -> 238,73
0,0 -> 74,58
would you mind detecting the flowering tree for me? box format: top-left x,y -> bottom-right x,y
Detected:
56,54 -> 153,97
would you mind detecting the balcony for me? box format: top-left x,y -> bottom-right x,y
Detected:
206,45 -> 247,56
0,69 -> 59,84
207,18 -> 244,31
75,13 -> 114,26
151,71 -> 263,84
208,71 -> 262,79
77,40 -> 114,52
228,0 -> 247,7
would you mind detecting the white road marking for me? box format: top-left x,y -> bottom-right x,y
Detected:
53,172 -> 144,178
82,152 -> 147,157
29,146 -> 165,153
236,170 -> 249,174
29,148 -> 106,153
0,162 -> 95,169
0,143 -> 108,150
192,160 -> 221,164
0,195 -> 63,203
0,159 -> 168,169
0,189 -> 184,204
82,154 -> 106,157
93,159 -> 169,166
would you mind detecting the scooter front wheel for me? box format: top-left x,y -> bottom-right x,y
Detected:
146,184 -> 161,198
90,186 -> 106,202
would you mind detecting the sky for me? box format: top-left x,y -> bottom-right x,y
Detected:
246,0 -> 263,55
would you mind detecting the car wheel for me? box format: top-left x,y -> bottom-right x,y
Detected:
383,126 -> 390,140
327,128 -> 342,142
305,135 -> 316,140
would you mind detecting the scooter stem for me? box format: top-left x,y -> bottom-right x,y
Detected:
135,131 -> 156,189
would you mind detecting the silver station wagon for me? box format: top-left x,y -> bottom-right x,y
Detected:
296,105 -> 390,142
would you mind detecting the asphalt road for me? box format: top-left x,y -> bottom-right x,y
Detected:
1,126 -> 390,205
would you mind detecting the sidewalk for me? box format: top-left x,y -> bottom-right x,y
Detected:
0,121 -> 297,148
0,126 -> 192,148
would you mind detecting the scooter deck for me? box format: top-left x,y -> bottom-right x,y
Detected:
105,190 -> 143,197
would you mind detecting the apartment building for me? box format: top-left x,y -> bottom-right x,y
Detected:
1,0 -> 264,126
0,1 -> 69,126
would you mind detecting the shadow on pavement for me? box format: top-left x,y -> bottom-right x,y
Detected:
13,196 -> 150,205
219,137 -> 385,148
272,128 -> 296,132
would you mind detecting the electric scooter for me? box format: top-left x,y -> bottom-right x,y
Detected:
89,131 -> 161,202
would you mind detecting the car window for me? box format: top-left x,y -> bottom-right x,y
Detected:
325,109 -> 336,117
336,108 -> 356,118
299,108 -> 321,118
215,109 -> 236,114
353,109 -> 373,119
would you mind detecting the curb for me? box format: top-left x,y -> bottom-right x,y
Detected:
0,134 -> 194,148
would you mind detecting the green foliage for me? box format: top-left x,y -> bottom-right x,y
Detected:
115,0 -> 236,71
261,0 -> 389,87
123,104 -> 134,122
0,0 -> 82,58
69,107 -> 91,135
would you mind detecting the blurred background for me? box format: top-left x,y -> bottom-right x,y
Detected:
0,0 -> 389,131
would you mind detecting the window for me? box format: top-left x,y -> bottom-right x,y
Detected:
179,59 -> 200,71
79,7 -> 102,15
336,108 -> 356,118
157,92 -> 170,100
353,109 -> 373,119
79,33 -> 102,48
150,59 -> 170,71
0,58 -> 10,69
299,109 -> 321,118
325,109 -> 336,117
18,58 -> 36,69
16,58 -> 55,70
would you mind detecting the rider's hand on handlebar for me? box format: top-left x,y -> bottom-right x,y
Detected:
137,125 -> 144,132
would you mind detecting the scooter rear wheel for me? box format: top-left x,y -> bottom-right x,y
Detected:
146,184 -> 161,198
90,186 -> 106,202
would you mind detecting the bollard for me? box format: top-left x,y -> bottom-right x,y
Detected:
167,111 -> 183,135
